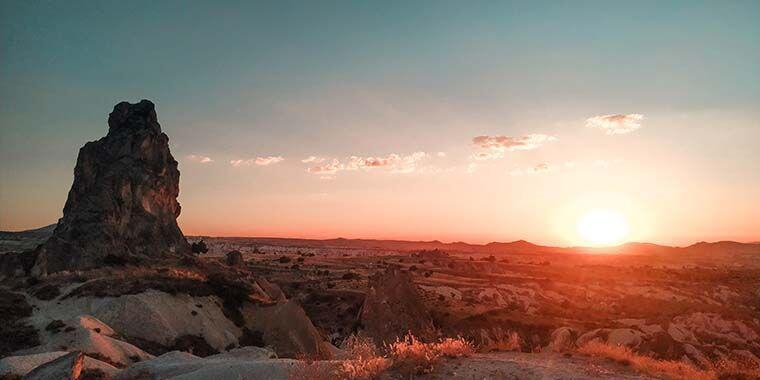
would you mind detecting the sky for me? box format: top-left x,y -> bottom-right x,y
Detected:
1,1 -> 758,246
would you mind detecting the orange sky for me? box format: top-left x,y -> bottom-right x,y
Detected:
1,2 -> 759,246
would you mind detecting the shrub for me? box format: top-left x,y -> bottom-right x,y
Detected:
434,337 -> 474,358
387,333 -> 440,376
279,256 -> 292,264
191,240 -> 209,254
577,341 -> 715,380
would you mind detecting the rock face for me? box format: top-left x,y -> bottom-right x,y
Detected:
34,100 -> 189,274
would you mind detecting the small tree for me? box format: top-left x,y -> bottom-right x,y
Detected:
191,239 -> 209,255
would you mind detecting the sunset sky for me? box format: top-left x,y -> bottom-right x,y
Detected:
1,1 -> 758,246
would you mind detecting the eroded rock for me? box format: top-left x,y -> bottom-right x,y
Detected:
33,100 -> 189,275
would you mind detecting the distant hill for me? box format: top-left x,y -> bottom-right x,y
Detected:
194,235 -> 760,256
0,223 -> 56,253
5,223 -> 758,256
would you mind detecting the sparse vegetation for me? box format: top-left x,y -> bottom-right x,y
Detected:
578,341 -> 715,380
191,240 -> 209,254
288,333 -> 472,379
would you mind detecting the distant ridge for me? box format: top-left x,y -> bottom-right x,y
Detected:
192,235 -> 760,256
0,223 -> 56,241
4,224 -> 759,256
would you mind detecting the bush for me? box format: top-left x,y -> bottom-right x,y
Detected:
191,240 -> 209,254
278,256 -> 292,264
387,334 -> 440,376
435,337 -> 474,358
289,333 -> 471,380
577,341 -> 715,380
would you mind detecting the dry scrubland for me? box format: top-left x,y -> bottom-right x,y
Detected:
1,233 -> 759,379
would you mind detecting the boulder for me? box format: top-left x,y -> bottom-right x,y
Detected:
242,300 -> 332,359
225,251 -> 244,267
33,100 -> 189,275
0,351 -> 118,378
544,327 -> 578,353
24,351 -> 84,380
20,319 -> 152,367
92,290 -> 241,352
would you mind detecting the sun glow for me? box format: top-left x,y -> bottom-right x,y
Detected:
576,209 -> 629,246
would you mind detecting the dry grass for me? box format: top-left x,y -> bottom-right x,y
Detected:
434,336 -> 475,358
712,358 -> 760,380
289,335 -> 390,380
387,333 -> 474,376
387,333 -> 441,375
289,333 -> 473,379
577,341 -> 715,380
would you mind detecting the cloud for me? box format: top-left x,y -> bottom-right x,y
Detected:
436,152 -> 446,157
471,134 -> 557,160
186,155 -> 213,163
255,156 -> 284,166
230,156 -> 284,167
510,162 -> 554,176
585,114 -> 644,135
301,156 -> 326,163
305,152 -> 429,176
470,150 -> 505,161
473,134 -> 557,151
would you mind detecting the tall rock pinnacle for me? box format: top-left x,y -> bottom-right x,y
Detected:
33,100 -> 190,274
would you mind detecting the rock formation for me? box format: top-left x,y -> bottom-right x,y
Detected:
33,100 -> 189,275
359,269 -> 436,345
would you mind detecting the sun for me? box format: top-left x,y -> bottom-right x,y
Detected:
576,209 -> 629,246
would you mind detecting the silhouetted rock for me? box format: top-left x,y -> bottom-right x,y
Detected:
359,268 -> 436,345
32,100 -> 189,275
226,251 -> 243,267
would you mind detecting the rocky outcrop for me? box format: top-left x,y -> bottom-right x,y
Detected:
359,269 -> 436,345
33,100 -> 189,275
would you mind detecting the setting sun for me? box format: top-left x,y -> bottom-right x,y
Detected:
576,209 -> 629,246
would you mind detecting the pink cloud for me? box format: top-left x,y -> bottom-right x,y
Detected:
471,134 -> 557,160
585,114 -> 644,135
186,154 -> 213,163
305,152 -> 428,176
230,156 -> 284,167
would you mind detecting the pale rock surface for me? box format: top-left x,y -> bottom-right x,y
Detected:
24,351 -> 84,380
242,300 -> 332,359
544,327 -> 578,352
116,350 -> 295,380
94,290 -> 241,351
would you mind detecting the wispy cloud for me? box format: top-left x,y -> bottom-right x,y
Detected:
186,154 -> 213,163
585,114 -> 644,135
255,156 -> 284,166
305,152 -> 429,177
471,133 -> 557,160
510,162 -> 553,176
230,156 -> 284,167
301,156 -> 326,163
